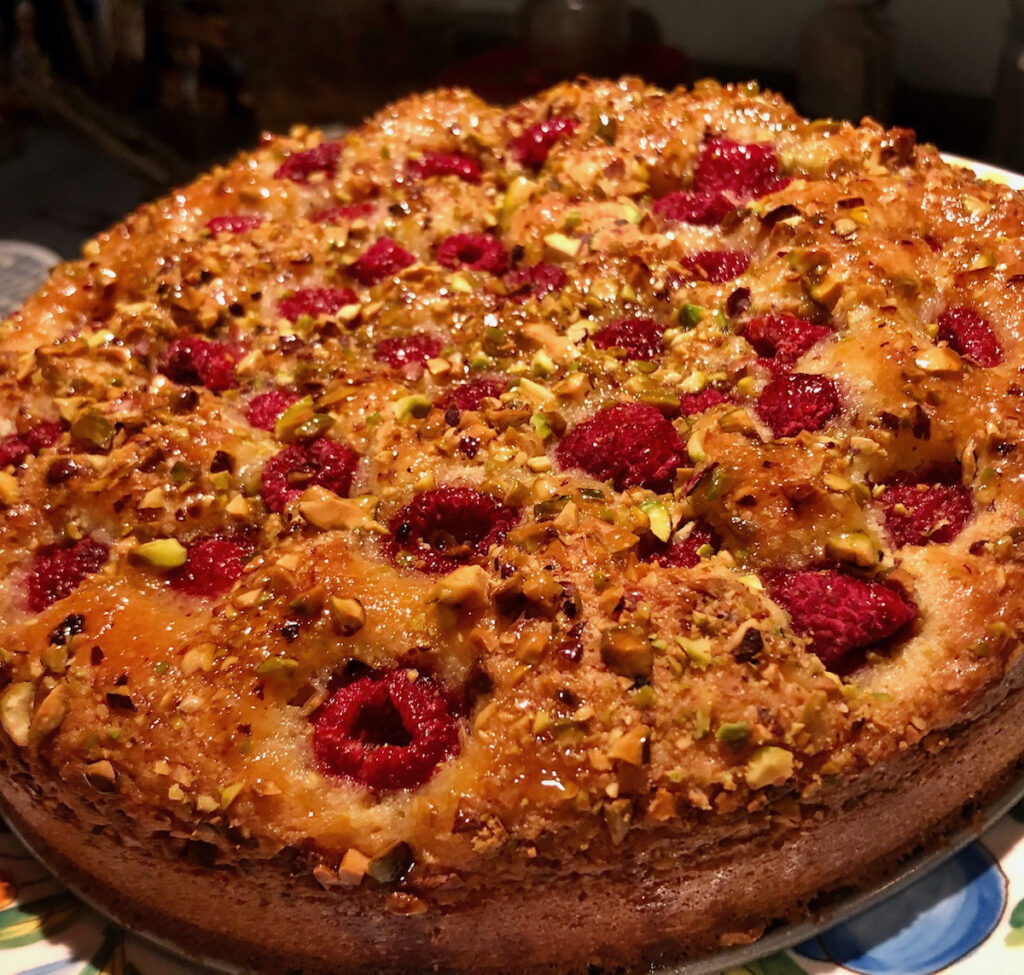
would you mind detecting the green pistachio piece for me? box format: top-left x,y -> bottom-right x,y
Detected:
133,538 -> 188,570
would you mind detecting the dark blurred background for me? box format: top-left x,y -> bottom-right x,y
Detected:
1,0 -> 1022,259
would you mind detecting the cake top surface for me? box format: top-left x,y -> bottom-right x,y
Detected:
2,77 -> 1024,886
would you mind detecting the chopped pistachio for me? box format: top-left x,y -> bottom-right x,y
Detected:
677,636 -> 713,670
30,681 -> 69,744
915,345 -> 963,376
0,472 -> 19,507
329,596 -> 366,635
825,531 -> 880,568
607,724 -> 651,765
687,427 -> 707,464
70,409 -> 113,451
431,565 -> 490,609
256,655 -> 298,678
133,538 -> 188,570
543,232 -> 581,259
84,759 -> 117,791
639,500 -> 672,542
678,304 -> 702,329
299,486 -> 374,531
220,782 -> 244,809
393,394 -> 432,421
0,683 -> 34,747
716,721 -> 750,747
746,746 -> 795,789
600,625 -> 653,678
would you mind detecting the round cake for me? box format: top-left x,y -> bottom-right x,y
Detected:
1,77 -> 1024,974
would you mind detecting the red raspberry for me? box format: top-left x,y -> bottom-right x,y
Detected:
503,263 -> 567,303
682,250 -> 750,283
27,537 -> 109,612
641,521 -> 720,568
276,287 -> 357,323
170,535 -> 253,597
936,306 -> 1003,367
246,389 -> 302,431
0,420 -> 61,468
206,214 -> 262,235
678,388 -> 730,416
694,137 -> 788,200
556,403 -> 686,492
765,569 -> 917,671
436,378 -> 507,413
273,142 -> 340,183
261,438 -> 359,513
756,373 -> 840,438
879,476 -> 973,548
312,202 -> 375,224
406,151 -> 481,184
159,337 -> 237,392
436,233 -> 508,275
388,486 -> 518,574
313,669 -> 460,792
350,237 -> 415,286
511,115 -> 579,169
653,190 -> 733,226
743,313 -> 832,366
374,333 -> 442,369
592,317 -> 665,361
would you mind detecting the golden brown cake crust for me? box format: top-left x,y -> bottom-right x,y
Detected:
2,77 -> 1024,972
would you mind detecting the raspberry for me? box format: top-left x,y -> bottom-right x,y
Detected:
312,202 -> 375,224
0,420 -> 61,468
682,250 -> 750,283
555,403 -> 686,492
406,151 -> 481,184
765,569 -> 917,671
653,190 -> 733,226
313,668 -> 460,792
678,388 -> 730,416
206,214 -> 262,235
756,373 -> 840,438
511,115 -> 579,169
246,390 -> 302,431
936,306 -> 1003,367
27,538 -> 109,612
694,137 -> 788,200
388,486 -> 518,574
374,333 -> 442,369
879,476 -> 973,547
436,378 -> 506,412
273,142 -> 340,183
159,337 -> 237,392
503,263 -> 567,303
261,438 -> 359,513
641,521 -> 720,568
436,233 -> 508,274
743,313 -> 832,366
276,287 -> 357,323
170,535 -> 253,597
350,237 -> 415,286
592,317 -> 665,361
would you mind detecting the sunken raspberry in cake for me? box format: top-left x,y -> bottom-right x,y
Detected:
1,78 -> 1024,974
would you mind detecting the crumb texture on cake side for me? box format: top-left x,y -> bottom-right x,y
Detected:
0,76 -> 1023,973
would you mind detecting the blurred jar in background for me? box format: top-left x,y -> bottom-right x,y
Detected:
992,0 -> 1024,171
227,0 -> 416,131
799,0 -> 895,123
522,0 -> 630,82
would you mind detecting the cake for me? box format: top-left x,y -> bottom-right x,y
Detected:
1,77 -> 1023,974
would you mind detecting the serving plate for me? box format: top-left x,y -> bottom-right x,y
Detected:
0,155 -> 1023,975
